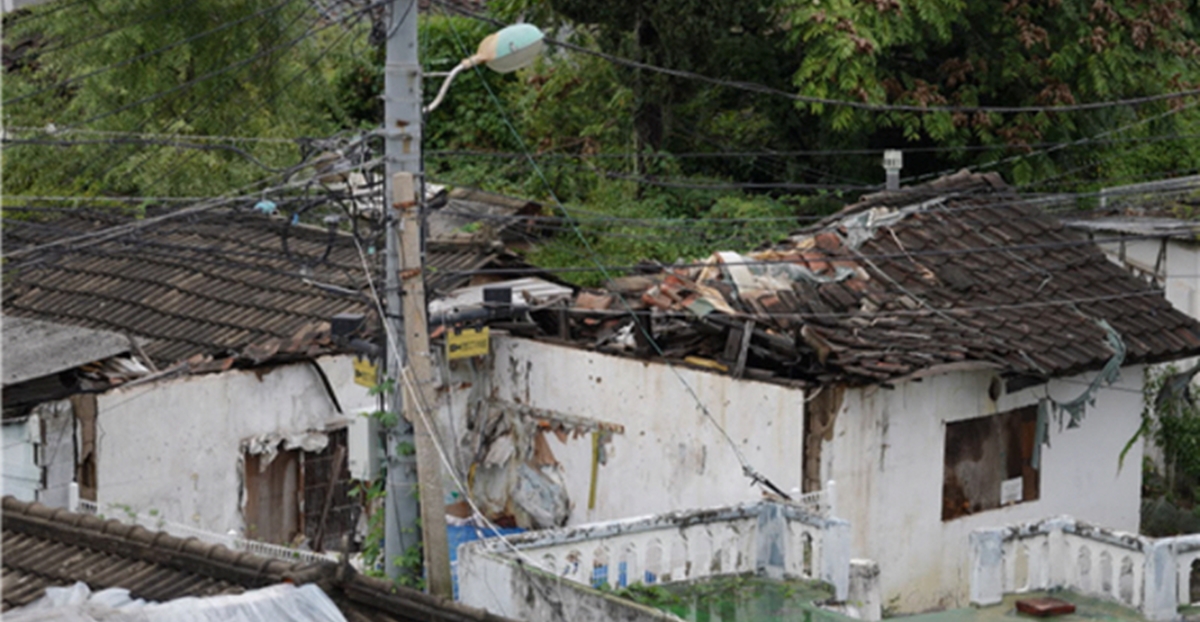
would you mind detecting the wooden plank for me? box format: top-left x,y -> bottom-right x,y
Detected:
313,445 -> 346,552
734,320 -> 754,379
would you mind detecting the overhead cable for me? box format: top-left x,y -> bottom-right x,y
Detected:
430,0 -> 1200,116
3,0 -> 299,107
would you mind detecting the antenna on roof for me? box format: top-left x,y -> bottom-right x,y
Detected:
883,149 -> 903,190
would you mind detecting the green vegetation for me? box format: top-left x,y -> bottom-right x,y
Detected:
614,575 -> 840,622
1134,365 -> 1200,536
1,0 -> 355,197
5,0 -> 1200,281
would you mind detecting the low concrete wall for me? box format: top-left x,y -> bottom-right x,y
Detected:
459,550 -> 681,622
458,500 -> 855,620
971,516 -> 1200,621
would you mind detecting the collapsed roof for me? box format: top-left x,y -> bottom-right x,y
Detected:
529,171 -> 1200,387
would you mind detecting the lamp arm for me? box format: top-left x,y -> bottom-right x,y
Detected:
423,57 -> 480,114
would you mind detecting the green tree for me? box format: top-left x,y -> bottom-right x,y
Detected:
782,0 -> 1200,184
493,0 -> 1200,188
2,0 -> 360,198
492,0 -> 813,186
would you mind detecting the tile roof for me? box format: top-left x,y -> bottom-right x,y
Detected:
2,209 -> 510,367
1,496 -> 516,622
553,171 -> 1200,385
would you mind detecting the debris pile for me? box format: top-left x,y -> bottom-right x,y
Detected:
513,171 -> 1199,386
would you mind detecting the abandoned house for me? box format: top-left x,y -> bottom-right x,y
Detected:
422,171 -> 1200,613
0,202 -> 533,554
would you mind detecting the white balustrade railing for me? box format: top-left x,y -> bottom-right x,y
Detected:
460,498 -> 850,596
971,516 -> 1200,622
70,488 -> 336,566
794,488 -> 831,519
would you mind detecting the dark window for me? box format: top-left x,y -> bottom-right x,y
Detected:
942,406 -> 1040,521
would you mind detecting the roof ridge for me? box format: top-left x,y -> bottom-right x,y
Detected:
2,496 -> 306,588
1,496 -> 520,622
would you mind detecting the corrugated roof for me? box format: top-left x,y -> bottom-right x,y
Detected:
2,316 -> 133,385
1,496 -> 517,622
2,209 -> 507,367
1062,216 -> 1200,239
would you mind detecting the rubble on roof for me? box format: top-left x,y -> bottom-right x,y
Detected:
471,171 -> 1200,387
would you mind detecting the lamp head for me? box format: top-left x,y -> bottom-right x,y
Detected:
472,23 -> 545,73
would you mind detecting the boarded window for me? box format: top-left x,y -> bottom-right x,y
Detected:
244,430 -> 357,550
302,428 -> 358,553
942,405 -> 1040,521
244,449 -> 302,545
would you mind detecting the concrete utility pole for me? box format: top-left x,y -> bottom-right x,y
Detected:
382,0 -> 452,596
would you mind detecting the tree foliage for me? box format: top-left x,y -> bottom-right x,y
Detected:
7,0 -> 1200,280
495,0 -> 1200,186
782,0 -> 1200,182
2,0 -> 358,198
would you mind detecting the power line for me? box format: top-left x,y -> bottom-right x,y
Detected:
348,238 -> 577,620
4,126 -> 302,145
3,0 -> 298,107
1033,168 -> 1200,193
7,3 -> 179,58
52,0 -> 375,202
1,156 -> 385,261
62,0 -> 387,130
25,0 -> 314,198
424,131 -> 1200,161
1,137 -> 296,173
433,230 -> 1194,278
582,168 -> 871,192
431,0 -> 1200,116
436,4 -> 795,500
1,195 -> 214,204
915,100 -> 1200,185
8,168 -> 1196,226
435,175 -> 1199,226
138,8 -> 376,197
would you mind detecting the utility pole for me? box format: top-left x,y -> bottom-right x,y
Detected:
383,0 -> 452,596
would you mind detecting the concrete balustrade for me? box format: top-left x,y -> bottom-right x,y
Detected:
458,499 -> 855,622
971,516 -> 1200,621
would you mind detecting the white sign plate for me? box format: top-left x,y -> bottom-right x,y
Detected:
1000,477 -> 1023,505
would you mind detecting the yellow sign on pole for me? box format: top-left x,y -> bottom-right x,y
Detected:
353,357 -> 379,388
446,326 -> 490,360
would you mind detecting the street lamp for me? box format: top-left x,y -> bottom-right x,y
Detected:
423,23 -> 545,113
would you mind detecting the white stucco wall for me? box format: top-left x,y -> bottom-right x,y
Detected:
483,336 -> 805,525
1091,234 -> 1199,472
93,354 -> 376,532
827,367 -> 1146,613
1092,236 -> 1200,319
